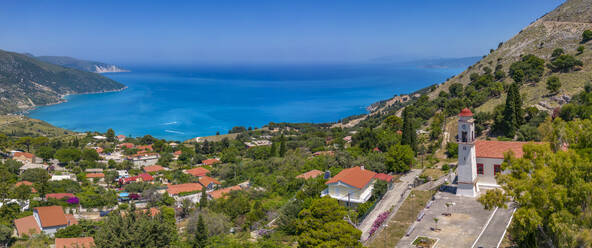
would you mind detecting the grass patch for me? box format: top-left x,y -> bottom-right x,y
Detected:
367,190 -> 435,248
420,168 -> 446,181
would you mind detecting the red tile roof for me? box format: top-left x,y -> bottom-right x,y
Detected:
199,176 -> 221,187
296,170 -> 324,179
34,206 -> 68,228
94,147 -> 104,154
86,173 -> 105,178
14,215 -> 40,237
374,173 -> 394,183
46,193 -> 76,200
13,152 -> 34,159
312,151 -> 335,157
166,183 -> 203,195
143,165 -> 165,173
209,185 -> 242,199
136,145 -> 153,151
15,181 -> 37,193
119,173 -> 154,184
174,150 -> 182,155
475,140 -> 546,159
326,166 -> 377,189
459,108 -> 473,117
185,167 -> 210,177
202,158 -> 221,166
119,143 -> 135,149
65,214 -> 78,225
55,237 -> 95,248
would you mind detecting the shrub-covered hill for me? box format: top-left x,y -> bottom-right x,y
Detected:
0,49 -> 125,114
429,0 -> 592,113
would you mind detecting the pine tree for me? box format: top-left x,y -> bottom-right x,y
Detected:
401,107 -> 417,152
106,128 -> 115,142
199,187 -> 207,209
279,135 -> 287,157
194,214 -> 208,248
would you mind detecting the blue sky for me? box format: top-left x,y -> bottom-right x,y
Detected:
0,0 -> 564,64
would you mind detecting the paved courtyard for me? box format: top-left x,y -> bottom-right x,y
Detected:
396,191 -> 514,248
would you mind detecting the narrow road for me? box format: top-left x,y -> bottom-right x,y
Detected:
359,169 -> 422,241
472,207 -> 516,248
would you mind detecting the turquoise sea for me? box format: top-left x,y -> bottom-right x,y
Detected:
28,64 -> 463,141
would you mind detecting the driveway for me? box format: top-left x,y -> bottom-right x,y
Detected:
359,169 -> 422,241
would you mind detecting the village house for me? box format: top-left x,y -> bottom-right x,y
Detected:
143,165 -> 166,174
15,181 -> 37,193
321,166 -> 377,207
198,176 -> 221,191
86,172 -> 105,182
50,174 -> 76,181
201,158 -> 221,166
14,206 -> 77,236
127,153 -> 160,168
12,152 -> 39,164
119,173 -> 154,185
208,185 -> 244,200
55,237 -> 95,248
45,193 -> 76,201
19,163 -> 48,174
455,108 -> 544,197
185,167 -> 210,177
166,183 -> 204,203
116,134 -> 126,142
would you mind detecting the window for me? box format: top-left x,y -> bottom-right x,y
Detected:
477,164 -> 484,175
494,164 -> 501,175
461,131 -> 467,142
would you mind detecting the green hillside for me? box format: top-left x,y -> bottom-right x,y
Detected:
430,0 -> 592,113
0,49 -> 125,114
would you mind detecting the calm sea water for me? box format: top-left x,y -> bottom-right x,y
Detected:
28,64 -> 462,141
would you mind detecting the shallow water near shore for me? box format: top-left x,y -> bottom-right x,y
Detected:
28,63 -> 462,140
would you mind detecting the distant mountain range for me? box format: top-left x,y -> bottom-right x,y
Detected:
371,56 -> 482,69
0,49 -> 125,114
30,55 -> 129,73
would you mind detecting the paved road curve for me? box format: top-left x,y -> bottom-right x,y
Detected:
359,169 -> 422,241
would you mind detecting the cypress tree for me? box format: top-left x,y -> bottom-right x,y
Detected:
279,135 -> 287,157
194,214 -> 208,248
199,187 -> 207,209
401,107 -> 417,152
501,83 -> 524,137
269,142 -> 277,157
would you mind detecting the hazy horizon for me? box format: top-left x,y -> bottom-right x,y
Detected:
1,0 -> 564,64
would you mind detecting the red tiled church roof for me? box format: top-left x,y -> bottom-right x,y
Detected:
475,140 -> 545,159
459,108 -> 473,117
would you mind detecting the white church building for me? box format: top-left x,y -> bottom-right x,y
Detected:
455,108 -> 539,197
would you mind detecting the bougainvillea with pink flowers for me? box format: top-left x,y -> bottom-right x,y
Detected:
67,196 -> 79,205
368,211 -> 390,237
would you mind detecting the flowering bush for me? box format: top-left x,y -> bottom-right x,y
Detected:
67,197 -> 79,205
368,211 -> 390,237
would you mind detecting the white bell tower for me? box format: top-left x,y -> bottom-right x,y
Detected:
456,108 -> 478,197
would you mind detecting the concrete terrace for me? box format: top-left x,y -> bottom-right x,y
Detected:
396,191 -> 515,248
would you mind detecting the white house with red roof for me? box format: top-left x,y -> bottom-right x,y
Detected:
456,108 -> 544,197
321,166 -> 377,206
